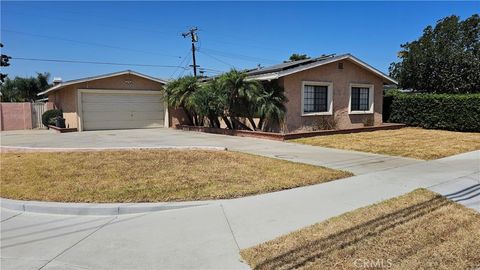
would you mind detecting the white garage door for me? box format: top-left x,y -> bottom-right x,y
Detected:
81,91 -> 165,131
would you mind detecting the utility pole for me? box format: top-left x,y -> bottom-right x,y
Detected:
182,27 -> 199,77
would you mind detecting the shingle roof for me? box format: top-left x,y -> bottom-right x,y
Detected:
246,53 -> 398,84
247,54 -> 335,76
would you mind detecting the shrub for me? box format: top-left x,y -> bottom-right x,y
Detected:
314,116 -> 337,130
42,109 -> 63,128
362,115 -> 374,127
387,93 -> 480,132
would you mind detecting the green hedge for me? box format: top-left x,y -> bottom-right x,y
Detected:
385,92 -> 480,132
42,109 -> 63,128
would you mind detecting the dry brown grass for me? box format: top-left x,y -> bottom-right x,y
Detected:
0,150 -> 351,202
241,189 -> 480,270
292,127 -> 480,160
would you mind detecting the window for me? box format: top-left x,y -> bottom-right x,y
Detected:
349,84 -> 374,114
351,87 -> 369,111
304,85 -> 328,113
302,82 -> 332,115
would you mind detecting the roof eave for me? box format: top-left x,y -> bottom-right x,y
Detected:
267,54 -> 398,85
246,73 -> 279,81
37,70 -> 168,96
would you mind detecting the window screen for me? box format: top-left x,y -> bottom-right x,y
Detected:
303,85 -> 328,113
351,87 -> 370,111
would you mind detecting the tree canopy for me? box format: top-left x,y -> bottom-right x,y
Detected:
0,43 -> 12,84
166,70 -> 287,131
288,53 -> 310,62
389,14 -> 480,93
0,73 -> 51,102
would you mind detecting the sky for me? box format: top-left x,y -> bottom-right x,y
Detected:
1,1 -> 478,81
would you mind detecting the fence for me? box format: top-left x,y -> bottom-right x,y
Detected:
0,102 -> 54,131
32,103 -> 47,129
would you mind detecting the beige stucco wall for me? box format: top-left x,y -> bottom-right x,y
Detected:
279,59 -> 385,132
48,74 -> 165,129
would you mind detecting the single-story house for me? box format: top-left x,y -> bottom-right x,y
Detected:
39,53 -> 397,132
38,70 -> 175,131
246,53 -> 398,132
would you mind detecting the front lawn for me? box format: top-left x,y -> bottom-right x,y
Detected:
241,189 -> 480,270
0,150 -> 351,202
292,127 -> 480,160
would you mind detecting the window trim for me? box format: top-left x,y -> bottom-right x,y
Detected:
301,81 -> 333,116
348,83 -> 374,114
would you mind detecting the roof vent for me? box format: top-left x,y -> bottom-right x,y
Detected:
53,77 -> 62,85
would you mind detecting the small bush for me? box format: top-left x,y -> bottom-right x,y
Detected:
362,115 -> 374,127
42,109 -> 63,128
314,116 -> 337,130
387,93 -> 480,132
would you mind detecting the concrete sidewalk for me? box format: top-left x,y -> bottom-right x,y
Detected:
1,150 -> 478,270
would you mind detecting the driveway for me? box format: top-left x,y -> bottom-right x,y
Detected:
0,128 -> 419,175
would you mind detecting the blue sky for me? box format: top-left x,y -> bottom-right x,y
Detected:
1,1 -> 478,81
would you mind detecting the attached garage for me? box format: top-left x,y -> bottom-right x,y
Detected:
39,70 -> 169,131
79,90 -> 165,131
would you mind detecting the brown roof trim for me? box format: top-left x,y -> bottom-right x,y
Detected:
38,70 -> 168,96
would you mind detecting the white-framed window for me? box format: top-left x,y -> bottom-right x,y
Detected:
301,81 -> 333,116
349,83 -> 374,114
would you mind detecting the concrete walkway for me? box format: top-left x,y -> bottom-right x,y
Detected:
1,128 -> 419,175
1,148 -> 478,269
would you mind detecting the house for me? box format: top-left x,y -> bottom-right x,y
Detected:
246,53 -> 398,132
38,70 -> 171,131
40,54 -> 396,133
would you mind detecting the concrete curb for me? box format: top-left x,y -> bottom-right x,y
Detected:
0,198 -> 211,215
0,146 -> 227,152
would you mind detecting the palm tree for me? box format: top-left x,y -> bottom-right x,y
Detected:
257,81 -> 287,132
164,76 -> 200,126
191,79 -> 226,128
219,69 -> 262,130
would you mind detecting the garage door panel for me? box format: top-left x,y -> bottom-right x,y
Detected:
83,111 -> 164,122
81,91 -> 165,131
82,93 -> 163,103
82,102 -> 163,112
84,120 -> 164,130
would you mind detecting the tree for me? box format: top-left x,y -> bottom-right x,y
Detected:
0,43 -> 12,84
191,79 -> 226,128
256,81 -> 287,132
288,53 -> 310,62
0,73 -> 51,102
389,14 -> 480,93
164,76 -> 200,126
218,69 -> 262,130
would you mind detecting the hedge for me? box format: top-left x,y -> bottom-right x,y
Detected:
42,109 -> 63,128
385,92 -> 480,132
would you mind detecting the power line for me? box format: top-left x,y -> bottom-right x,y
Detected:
2,29 -> 182,59
178,57 -> 192,77
5,10 -> 177,37
11,57 -> 188,69
199,48 -> 278,64
169,50 -> 192,79
198,50 -> 235,69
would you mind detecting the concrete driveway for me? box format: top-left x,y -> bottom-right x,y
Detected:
1,128 -> 419,175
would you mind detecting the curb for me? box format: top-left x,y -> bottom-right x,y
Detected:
0,198 -> 210,216
0,146 -> 227,153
